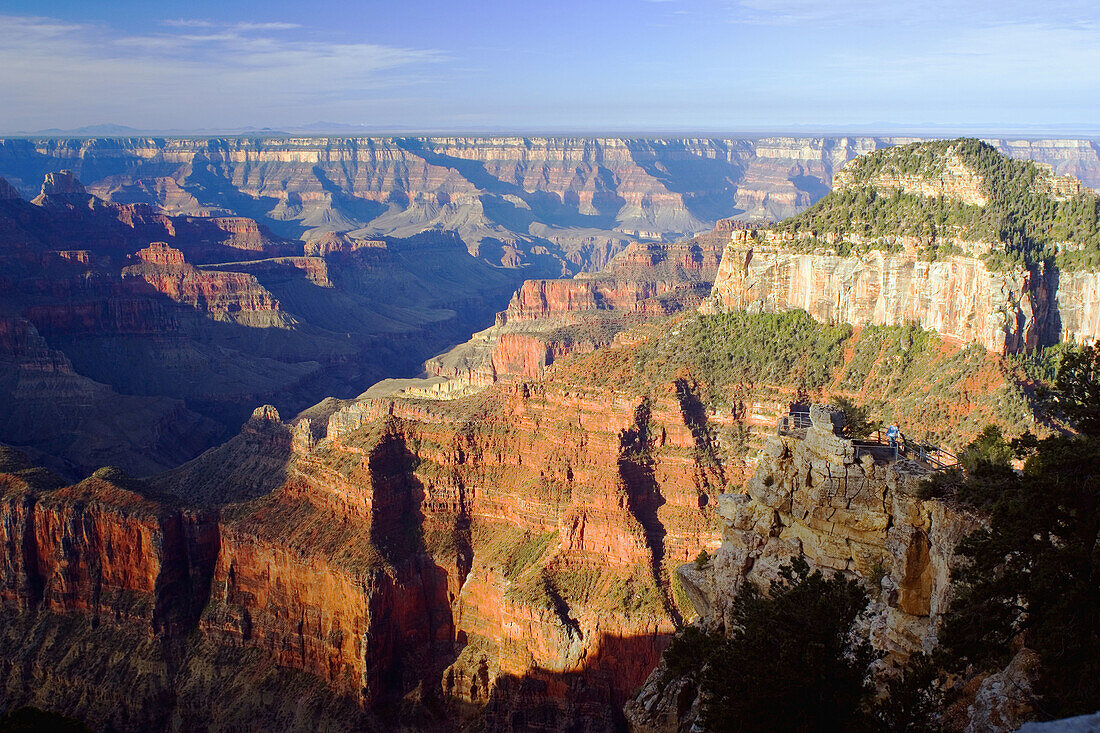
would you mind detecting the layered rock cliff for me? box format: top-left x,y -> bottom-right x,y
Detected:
708,140 -> 1100,353
0,174 -> 527,474
710,239 -> 1044,353
125,243 -> 292,328
626,407 -> 981,731
426,231 -> 727,387
0,290 -> 1052,731
0,360 -> 729,731
2,136 -> 1095,275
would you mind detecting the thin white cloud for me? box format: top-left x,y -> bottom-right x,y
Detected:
233,22 -> 303,31
161,19 -> 215,28
161,19 -> 301,30
0,15 -> 448,130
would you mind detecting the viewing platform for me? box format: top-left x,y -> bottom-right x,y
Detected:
777,405 -> 957,471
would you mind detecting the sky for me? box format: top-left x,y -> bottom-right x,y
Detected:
1,0 -> 1099,134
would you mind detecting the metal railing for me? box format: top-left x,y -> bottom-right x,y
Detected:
776,412 -> 813,435
776,416 -> 959,470
902,440 -> 958,469
854,431 -> 958,469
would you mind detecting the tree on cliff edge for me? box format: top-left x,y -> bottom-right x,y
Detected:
937,343 -> 1100,720
666,557 -> 874,732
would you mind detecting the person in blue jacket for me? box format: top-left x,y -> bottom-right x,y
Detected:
886,423 -> 900,447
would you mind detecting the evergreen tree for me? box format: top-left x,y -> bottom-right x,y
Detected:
937,346 -> 1100,719
664,557 -> 874,732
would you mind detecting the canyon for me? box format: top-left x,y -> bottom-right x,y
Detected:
0,303 -> 1047,730
0,171 -> 524,477
0,137 -> 1097,730
2,136 -> 1099,275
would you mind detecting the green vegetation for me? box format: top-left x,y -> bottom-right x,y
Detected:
540,312 -> 651,348
664,557 -> 874,732
776,139 -> 1100,270
957,425 -> 1013,473
1045,340 -> 1100,434
501,531 -> 556,581
559,311 -> 1039,452
1007,342 -> 1078,385
833,396 -> 882,439
913,343 -> 1100,723
939,432 -> 1100,718
571,310 -> 851,406
836,323 -> 1035,447
505,562 -> 664,619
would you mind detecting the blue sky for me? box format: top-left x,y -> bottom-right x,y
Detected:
1,0 -> 1098,133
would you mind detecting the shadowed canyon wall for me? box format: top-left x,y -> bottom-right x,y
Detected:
0,367 -> 729,731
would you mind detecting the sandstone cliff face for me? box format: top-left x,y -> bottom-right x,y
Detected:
124,244 -> 291,328
709,239 -> 1100,353
710,242 -> 1043,353
0,295 -> 1049,731
626,411 -> 981,731
1046,267 -> 1100,344
0,340 -> 731,731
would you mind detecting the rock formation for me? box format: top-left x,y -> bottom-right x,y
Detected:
0,174 -> 529,475
707,141 -> 1100,352
0,279 -> 1053,730
0,359 -> 729,731
626,406 -> 981,731
124,244 -> 291,328
2,136 -> 1096,275
710,240 -> 1045,352
426,230 -> 728,387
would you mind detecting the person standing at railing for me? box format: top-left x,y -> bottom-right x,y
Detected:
887,423 -> 899,448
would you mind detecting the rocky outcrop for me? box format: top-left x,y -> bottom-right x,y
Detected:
123,245 -> 291,327
427,232 -> 728,386
35,170 -> 87,198
1046,268 -> 1100,345
626,407 -> 981,731
303,231 -> 386,256
833,145 -> 988,205
136,242 -> 186,266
